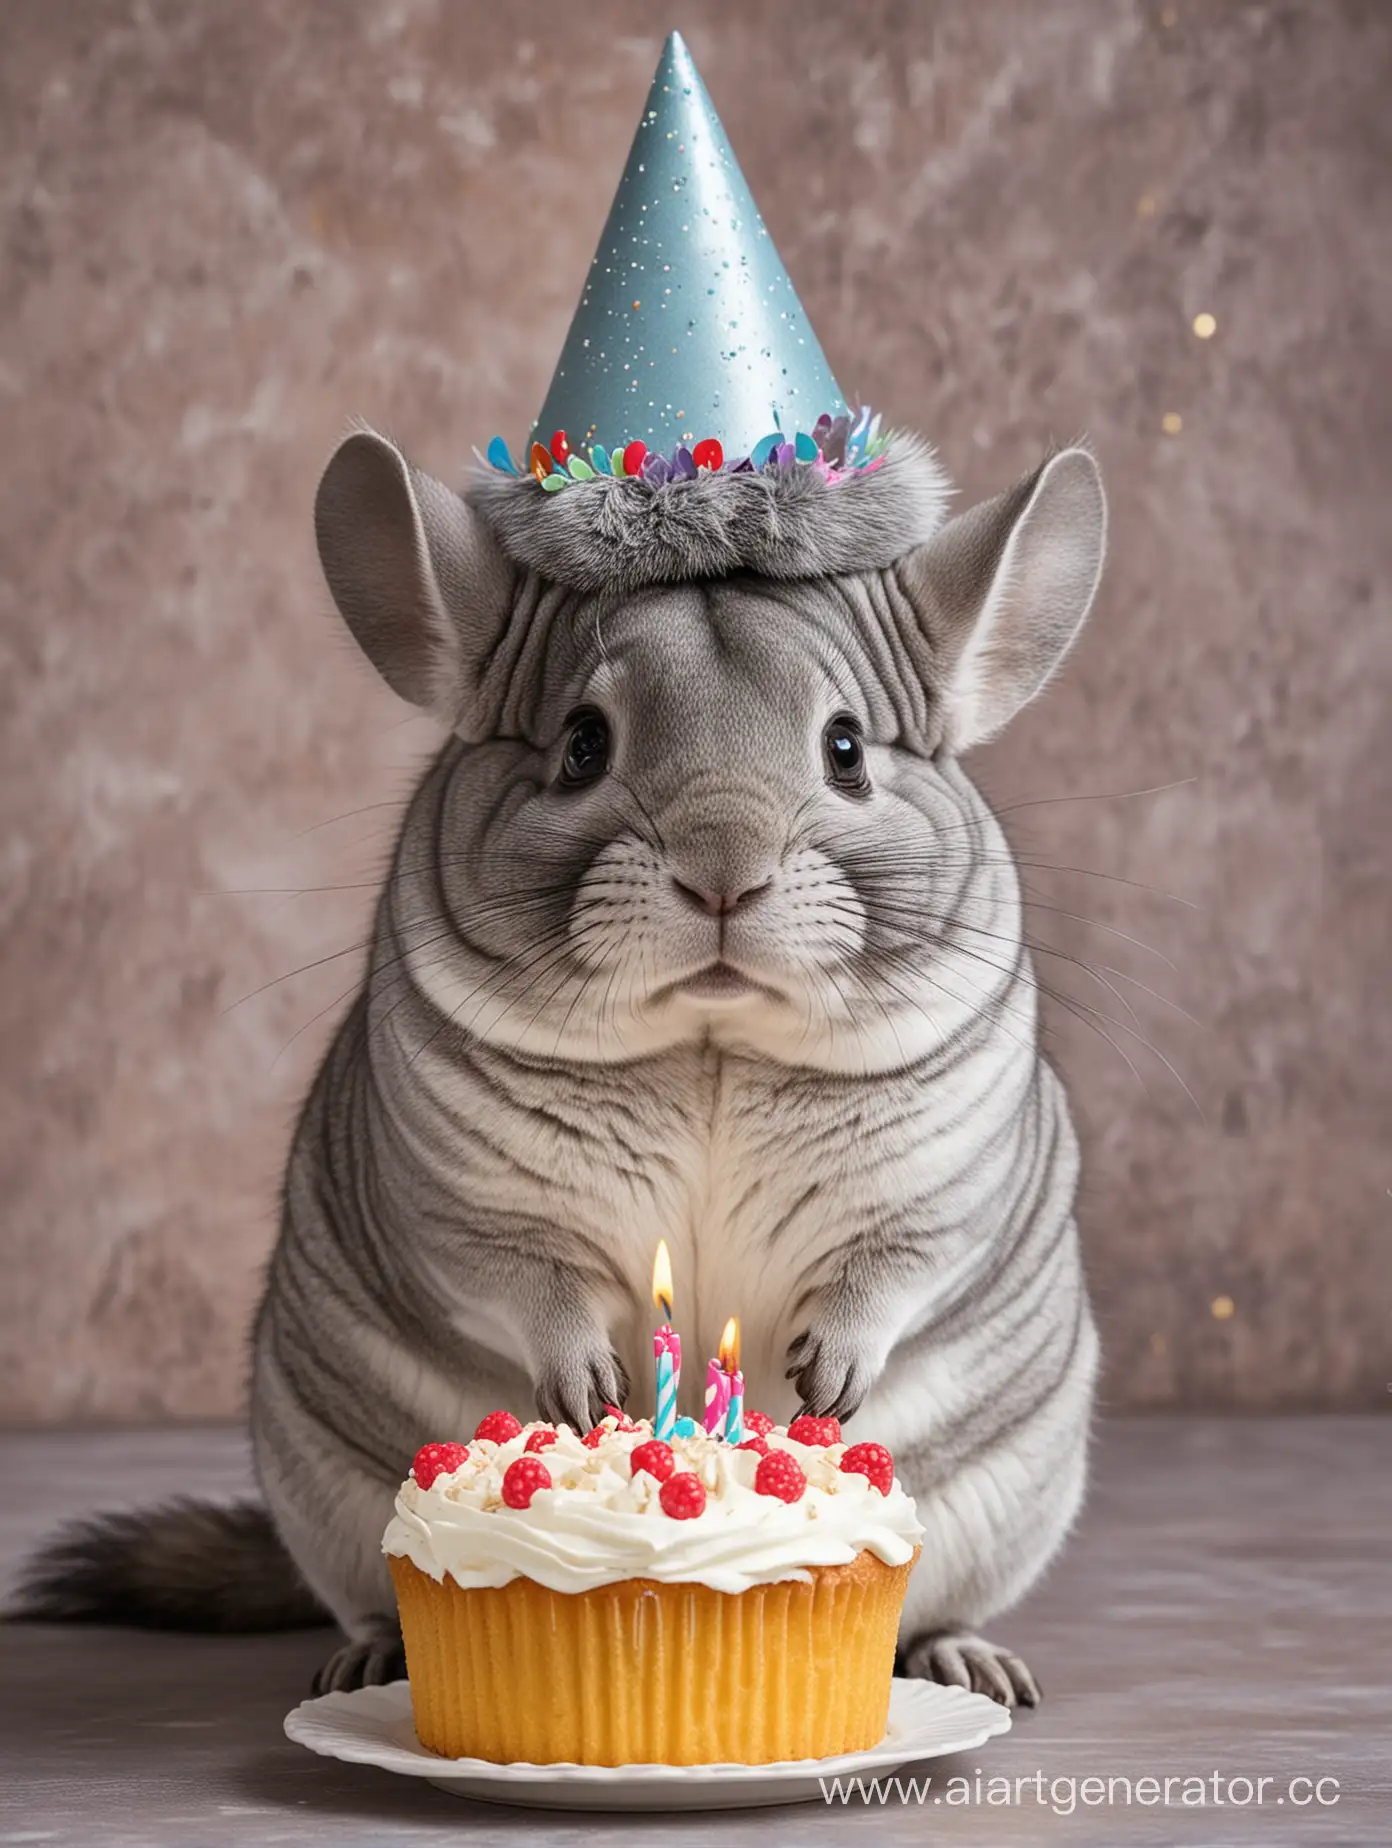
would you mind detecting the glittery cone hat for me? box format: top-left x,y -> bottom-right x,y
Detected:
536,30 -> 846,462
474,32 -> 949,590
486,31 -> 885,483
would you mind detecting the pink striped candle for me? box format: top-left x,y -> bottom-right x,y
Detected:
703,1358 -> 731,1438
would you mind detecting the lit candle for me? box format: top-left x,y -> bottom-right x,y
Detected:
720,1317 -> 744,1445
652,1241 -> 681,1443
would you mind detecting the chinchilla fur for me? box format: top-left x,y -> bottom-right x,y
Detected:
13,431 -> 1106,1708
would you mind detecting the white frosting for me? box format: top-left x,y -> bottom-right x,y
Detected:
383,1418 -> 923,1596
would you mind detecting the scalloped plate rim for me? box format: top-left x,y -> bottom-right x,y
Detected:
284,1677 -> 1012,1810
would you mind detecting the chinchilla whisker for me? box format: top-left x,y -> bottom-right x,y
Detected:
272,924 -> 471,1067
1008,860 -> 1199,908
850,896 -> 1176,1034
820,960 -> 881,1067
841,962 -> 929,1066
838,845 -> 1198,910
1094,963 -> 1203,1028
479,927 -> 609,1051
547,938 -> 617,1057
1005,894 -> 1178,971
605,772 -> 668,855
992,775 -> 1199,818
593,959 -> 629,1060
381,915 -> 613,1067
292,799 -> 407,838
889,774 -> 1198,838
851,935 -> 1038,1063
406,931 -> 581,1069
929,930 -> 1200,1115
222,937 -> 382,1013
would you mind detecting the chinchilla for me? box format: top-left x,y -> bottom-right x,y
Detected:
14,428 -> 1105,1706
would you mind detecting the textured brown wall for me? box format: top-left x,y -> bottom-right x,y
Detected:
2,0 -> 1388,1423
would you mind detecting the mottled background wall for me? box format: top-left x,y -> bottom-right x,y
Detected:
2,0 -> 1388,1424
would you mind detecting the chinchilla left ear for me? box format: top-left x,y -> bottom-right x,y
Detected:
896,446 -> 1106,754
314,428 -> 513,732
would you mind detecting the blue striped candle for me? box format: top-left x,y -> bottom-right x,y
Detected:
725,1367 -> 745,1445
654,1328 -> 680,1442
713,1316 -> 742,1443
651,1241 -> 681,1442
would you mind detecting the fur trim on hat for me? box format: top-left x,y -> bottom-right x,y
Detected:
465,434 -> 951,593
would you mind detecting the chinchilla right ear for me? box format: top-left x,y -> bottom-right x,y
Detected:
314,428 -> 513,733
896,445 -> 1107,755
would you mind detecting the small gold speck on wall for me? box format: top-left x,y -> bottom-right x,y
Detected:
1193,311 -> 1217,339
1162,411 -> 1184,435
1149,1331 -> 1169,1356
1211,1295 -> 1236,1321
1136,194 -> 1158,218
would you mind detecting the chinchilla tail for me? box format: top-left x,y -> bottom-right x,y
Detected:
4,1499 -> 329,1632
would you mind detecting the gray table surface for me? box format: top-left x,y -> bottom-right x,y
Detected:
0,1418 -> 1387,1846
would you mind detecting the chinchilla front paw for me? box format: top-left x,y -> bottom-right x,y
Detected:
786,1320 -> 883,1423
533,1330 -> 630,1432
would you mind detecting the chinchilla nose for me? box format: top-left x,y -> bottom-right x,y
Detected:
671,875 -> 772,917
663,797 -> 783,918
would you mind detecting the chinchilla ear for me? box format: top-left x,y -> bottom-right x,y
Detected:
898,446 -> 1106,753
314,428 -> 512,728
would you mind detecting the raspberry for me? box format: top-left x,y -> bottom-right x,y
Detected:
755,1450 -> 807,1503
473,1410 -> 523,1445
629,1439 -> 677,1482
659,1471 -> 707,1519
581,1425 -> 607,1449
743,1410 -> 775,1438
411,1442 -> 468,1490
603,1404 -> 639,1431
840,1442 -> 895,1496
787,1414 -> 841,1447
735,1436 -> 770,1457
501,1456 -> 552,1509
524,1428 -> 558,1454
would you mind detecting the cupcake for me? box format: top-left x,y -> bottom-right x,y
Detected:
383,1408 -> 923,1766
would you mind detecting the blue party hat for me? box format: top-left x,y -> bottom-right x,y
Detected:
487,32 -> 887,487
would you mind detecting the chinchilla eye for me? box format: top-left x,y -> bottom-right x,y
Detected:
824,717 -> 867,792
560,709 -> 611,786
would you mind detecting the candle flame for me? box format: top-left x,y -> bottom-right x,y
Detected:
651,1240 -> 674,1321
719,1315 -> 740,1373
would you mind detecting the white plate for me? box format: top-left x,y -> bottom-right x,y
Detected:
284,1677 -> 1012,1810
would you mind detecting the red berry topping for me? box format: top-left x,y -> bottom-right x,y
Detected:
501,1456 -> 552,1509
629,1439 -> 677,1482
787,1414 -> 842,1447
473,1410 -> 523,1445
603,1404 -> 639,1431
659,1471 -> 707,1519
524,1428 -> 558,1454
743,1410 -> 776,1438
736,1436 -> 770,1457
622,439 -> 648,478
411,1442 -> 468,1490
581,1425 -> 606,1448
840,1442 -> 895,1496
755,1450 -> 807,1503
692,437 -> 724,471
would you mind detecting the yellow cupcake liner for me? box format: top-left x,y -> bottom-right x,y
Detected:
389,1547 -> 917,1766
